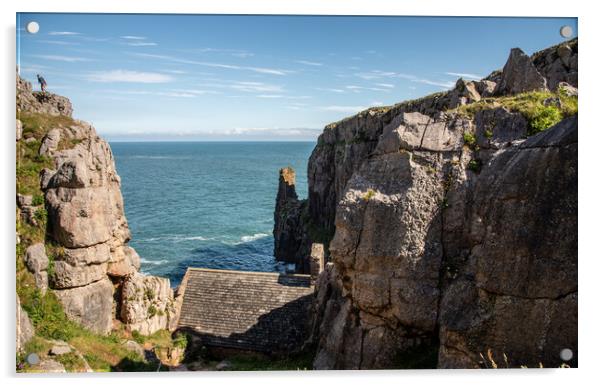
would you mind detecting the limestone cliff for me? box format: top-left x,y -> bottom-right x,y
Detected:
16,75 -> 176,336
275,39 -> 578,368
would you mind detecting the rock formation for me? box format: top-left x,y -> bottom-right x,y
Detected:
16,74 -> 175,336
274,39 -> 578,368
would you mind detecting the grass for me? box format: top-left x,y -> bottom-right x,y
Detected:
451,90 -> 578,136
222,351 -> 314,371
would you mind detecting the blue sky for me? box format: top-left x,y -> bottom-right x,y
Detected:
17,13 -> 577,141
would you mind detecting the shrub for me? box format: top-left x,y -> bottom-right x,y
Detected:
467,159 -> 483,173
31,194 -> 45,206
527,105 -> 563,134
362,189 -> 376,201
463,132 -> 477,147
173,333 -> 189,350
147,304 -> 157,317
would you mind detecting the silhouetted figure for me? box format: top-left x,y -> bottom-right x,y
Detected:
37,74 -> 47,92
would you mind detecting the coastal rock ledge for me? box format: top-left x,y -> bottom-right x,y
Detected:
275,39 -> 578,368
17,74 -> 176,336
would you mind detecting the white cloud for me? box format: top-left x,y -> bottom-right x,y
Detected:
121,35 -> 147,40
218,127 -> 321,138
256,94 -> 285,98
126,42 -> 158,47
33,55 -> 90,62
295,60 -> 323,66
102,89 -> 196,98
132,53 -> 293,76
375,83 -> 395,88
37,40 -> 80,46
87,70 -> 173,83
48,31 -> 80,36
355,70 -> 455,89
317,88 -> 345,93
345,85 -> 390,92
445,72 -> 483,80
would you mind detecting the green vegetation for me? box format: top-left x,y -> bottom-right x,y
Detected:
451,90 -> 578,136
362,188 -> 376,201
467,159 -> 483,173
16,110 -> 177,373
225,351 -> 314,371
31,194 -> 44,206
462,132 -> 477,148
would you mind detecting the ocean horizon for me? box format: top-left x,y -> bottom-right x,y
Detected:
111,141 -> 315,287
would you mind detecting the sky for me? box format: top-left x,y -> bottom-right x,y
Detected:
16,13 -> 577,141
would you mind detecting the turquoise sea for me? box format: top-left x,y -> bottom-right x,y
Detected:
111,142 -> 314,287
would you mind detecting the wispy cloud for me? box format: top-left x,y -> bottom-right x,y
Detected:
316,87 -> 345,93
445,72 -> 483,80
103,89 -> 197,98
217,127 -> 321,138
37,40 -> 80,46
86,70 -> 174,83
375,83 -> 395,88
187,48 -> 254,58
295,60 -> 323,66
197,80 -> 285,94
345,85 -> 391,92
131,53 -> 293,76
126,42 -> 158,47
33,54 -> 90,62
355,70 -> 455,89
120,35 -> 157,46
48,31 -> 80,36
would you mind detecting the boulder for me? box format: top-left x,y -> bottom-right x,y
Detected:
24,243 -> 49,294
39,129 -> 61,156
475,80 -> 496,97
107,245 -> 140,277
120,273 -> 176,335
49,340 -> 72,356
557,81 -> 578,97
123,340 -> 145,358
35,359 -> 66,373
17,296 -> 35,352
495,48 -> 547,95
17,119 -> 22,141
54,278 -> 114,335
17,194 -> 33,208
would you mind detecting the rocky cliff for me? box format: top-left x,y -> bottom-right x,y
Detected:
275,39 -> 578,368
16,75 -> 177,337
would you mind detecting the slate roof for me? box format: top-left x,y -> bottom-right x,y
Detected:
177,268 -> 314,354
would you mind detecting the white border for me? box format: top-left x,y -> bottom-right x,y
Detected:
2,1 -> 600,386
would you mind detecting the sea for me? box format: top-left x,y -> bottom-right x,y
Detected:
110,141 -> 315,287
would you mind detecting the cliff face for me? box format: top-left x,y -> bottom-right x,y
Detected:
275,39 -> 578,368
16,76 -> 176,336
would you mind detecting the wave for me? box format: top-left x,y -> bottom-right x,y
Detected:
140,258 -> 169,265
220,233 -> 271,245
240,233 -> 270,243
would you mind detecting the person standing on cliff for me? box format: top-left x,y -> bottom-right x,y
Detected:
36,74 -> 47,92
